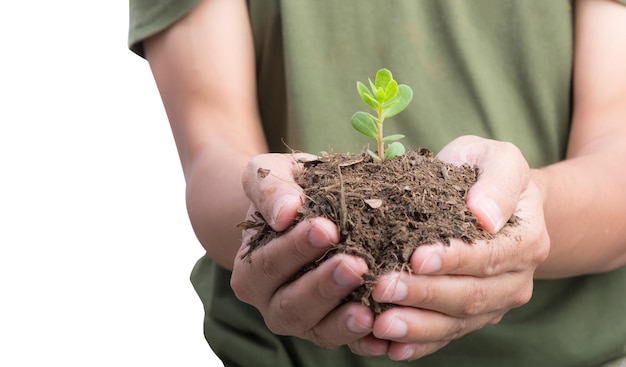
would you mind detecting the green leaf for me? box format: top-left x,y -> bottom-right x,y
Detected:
374,86 -> 386,102
367,78 -> 386,104
382,134 -> 405,142
384,80 -> 399,101
382,99 -> 398,109
367,149 -> 382,162
351,111 -> 378,138
375,68 -> 392,90
357,81 -> 379,110
384,142 -> 406,160
368,78 -> 377,93
369,113 -> 382,125
383,84 -> 413,118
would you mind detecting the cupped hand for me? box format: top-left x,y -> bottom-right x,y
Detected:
231,153 -> 375,349
350,136 -> 551,361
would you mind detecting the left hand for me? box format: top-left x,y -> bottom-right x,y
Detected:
348,136 -> 551,361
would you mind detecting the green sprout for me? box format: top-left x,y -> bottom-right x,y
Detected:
351,68 -> 413,161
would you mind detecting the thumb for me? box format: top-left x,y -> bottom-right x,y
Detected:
437,136 -> 530,233
241,153 -> 317,232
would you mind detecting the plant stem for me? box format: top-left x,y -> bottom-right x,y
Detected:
377,110 -> 385,160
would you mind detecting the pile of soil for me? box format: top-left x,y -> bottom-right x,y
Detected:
240,148 -> 503,313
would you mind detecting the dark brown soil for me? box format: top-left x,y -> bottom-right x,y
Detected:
240,148 -> 507,314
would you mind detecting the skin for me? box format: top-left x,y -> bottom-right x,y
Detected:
144,0 -> 626,362
145,0 -> 266,269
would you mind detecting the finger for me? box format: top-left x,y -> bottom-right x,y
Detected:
348,334 -> 390,357
301,302 -> 375,349
410,239 -> 525,278
265,253 -> 368,335
373,270 -> 533,318
437,135 -> 530,233
387,341 -> 451,362
232,217 -> 339,307
372,306 -> 502,344
352,336 -> 451,362
241,153 -> 317,231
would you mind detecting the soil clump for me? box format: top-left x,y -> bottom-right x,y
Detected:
240,148 -> 505,314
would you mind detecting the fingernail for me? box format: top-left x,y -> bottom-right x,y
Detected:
380,275 -> 408,302
384,317 -> 408,339
270,195 -> 292,225
333,261 -> 363,287
346,314 -> 372,334
418,253 -> 442,274
391,280 -> 408,301
396,345 -> 416,361
479,198 -> 504,232
361,340 -> 389,356
307,223 -> 332,249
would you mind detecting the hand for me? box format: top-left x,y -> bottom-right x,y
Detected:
349,136 -> 550,361
231,153 -> 375,349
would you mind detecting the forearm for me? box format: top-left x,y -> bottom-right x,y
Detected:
532,0 -> 626,279
143,0 -> 267,269
533,145 -> 626,278
185,140 -> 260,269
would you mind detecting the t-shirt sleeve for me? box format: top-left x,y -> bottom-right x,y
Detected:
128,0 -> 202,58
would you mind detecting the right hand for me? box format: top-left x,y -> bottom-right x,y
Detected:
230,153 -> 381,351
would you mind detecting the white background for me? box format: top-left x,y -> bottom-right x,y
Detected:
0,2 -> 223,366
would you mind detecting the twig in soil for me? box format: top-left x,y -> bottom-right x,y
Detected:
337,165 -> 348,238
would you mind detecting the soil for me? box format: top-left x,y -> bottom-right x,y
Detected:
239,148 -> 510,314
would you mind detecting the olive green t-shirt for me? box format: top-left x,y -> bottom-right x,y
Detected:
129,1 -> 626,366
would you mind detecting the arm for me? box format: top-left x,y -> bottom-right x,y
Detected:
532,0 -> 626,278
142,0 -> 376,349
143,0 -> 267,269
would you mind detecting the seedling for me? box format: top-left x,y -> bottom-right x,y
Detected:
351,68 -> 413,161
